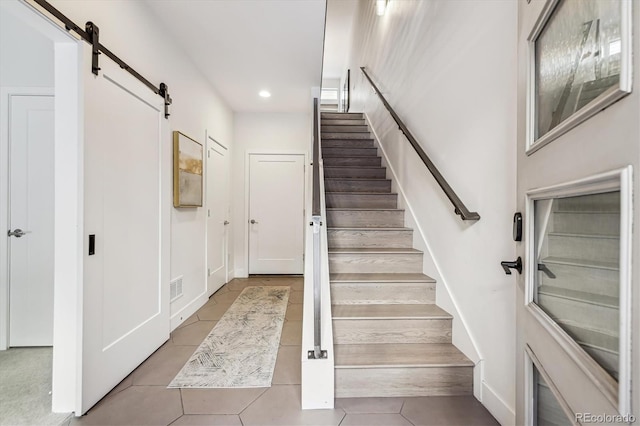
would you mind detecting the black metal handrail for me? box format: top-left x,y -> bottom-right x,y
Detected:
360,67 -> 480,221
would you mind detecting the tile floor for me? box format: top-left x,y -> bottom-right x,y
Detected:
68,276 -> 498,426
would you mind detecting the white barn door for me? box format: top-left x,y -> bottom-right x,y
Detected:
81,60 -> 169,413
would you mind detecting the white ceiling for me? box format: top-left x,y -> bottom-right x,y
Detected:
145,0 -> 327,113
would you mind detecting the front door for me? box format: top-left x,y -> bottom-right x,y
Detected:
248,153 -> 305,274
516,0 -> 638,423
207,136 -> 229,295
8,94 -> 54,347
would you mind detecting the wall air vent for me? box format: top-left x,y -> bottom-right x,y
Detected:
170,276 -> 183,302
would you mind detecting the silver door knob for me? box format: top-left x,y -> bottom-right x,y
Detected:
224,221 -> 230,225
8,229 -> 30,238
250,219 -> 258,224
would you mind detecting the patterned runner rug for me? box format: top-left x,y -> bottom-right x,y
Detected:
168,286 -> 289,388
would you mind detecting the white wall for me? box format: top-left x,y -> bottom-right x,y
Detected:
0,10 -> 53,87
232,112 -> 310,277
48,0 -> 234,348
346,1 -> 517,423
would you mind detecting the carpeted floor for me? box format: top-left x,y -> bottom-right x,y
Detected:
0,347 -> 71,426
168,286 -> 290,388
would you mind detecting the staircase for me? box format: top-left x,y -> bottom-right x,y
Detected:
321,112 -> 474,398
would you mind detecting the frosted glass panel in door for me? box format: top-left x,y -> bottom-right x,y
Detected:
534,191 -> 620,379
535,0 -> 622,139
534,366 -> 571,426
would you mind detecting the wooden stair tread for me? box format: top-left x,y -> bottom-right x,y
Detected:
330,272 -> 435,283
324,155 -> 380,159
329,247 -> 421,254
326,192 -> 396,195
325,178 -> 389,181
324,166 -> 383,169
332,303 -> 451,319
327,208 -> 403,211
328,227 -> 411,231
334,343 -> 474,368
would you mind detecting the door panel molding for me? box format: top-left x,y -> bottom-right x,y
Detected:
524,345 -> 577,426
524,166 -> 633,414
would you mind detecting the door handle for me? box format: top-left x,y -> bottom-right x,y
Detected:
8,229 -> 30,238
250,219 -> 258,224
501,257 -> 522,275
224,221 -> 230,225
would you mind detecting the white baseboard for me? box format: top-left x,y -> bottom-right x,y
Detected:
474,359 -> 484,401
482,380 -> 516,426
170,291 -> 208,331
234,268 -> 248,279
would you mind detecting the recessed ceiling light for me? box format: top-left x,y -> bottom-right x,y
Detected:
259,90 -> 271,98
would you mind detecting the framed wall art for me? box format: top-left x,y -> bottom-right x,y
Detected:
173,131 -> 203,207
527,0 -> 632,154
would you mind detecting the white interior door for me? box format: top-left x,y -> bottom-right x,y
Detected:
207,137 -> 229,295
8,95 -> 54,347
516,0 -> 638,423
81,60 -> 169,413
248,154 -> 304,274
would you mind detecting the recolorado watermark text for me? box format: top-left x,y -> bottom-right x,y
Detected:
575,413 -> 636,424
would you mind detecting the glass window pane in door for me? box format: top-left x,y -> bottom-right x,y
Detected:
534,366 -> 572,426
534,191 -> 620,380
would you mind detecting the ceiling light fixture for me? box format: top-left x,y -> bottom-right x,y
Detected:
259,90 -> 271,98
376,0 -> 387,16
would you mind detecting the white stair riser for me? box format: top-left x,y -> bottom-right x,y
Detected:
322,132 -> 373,140
552,212 -> 620,236
324,167 -> 386,179
548,235 -> 619,263
326,209 -> 404,227
333,319 -> 451,344
324,179 -> 391,193
323,157 -> 381,167
321,113 -> 364,120
331,282 -> 435,304
335,366 -> 472,398
328,252 -> 422,273
323,147 -> 378,157
539,263 -> 618,298
322,139 -> 374,148
328,229 -> 412,249
326,193 -> 397,209
538,294 -> 618,335
322,119 -> 366,126
322,125 -> 369,133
